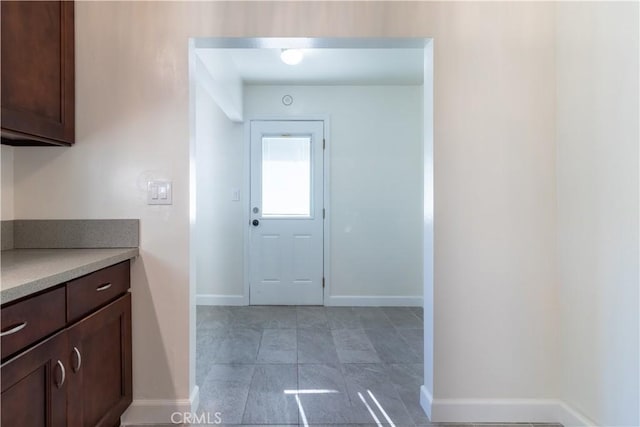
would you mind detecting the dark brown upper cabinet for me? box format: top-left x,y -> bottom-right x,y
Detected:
1,1 -> 75,146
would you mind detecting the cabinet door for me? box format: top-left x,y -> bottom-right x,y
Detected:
67,293 -> 132,427
0,1 -> 74,146
1,331 -> 68,427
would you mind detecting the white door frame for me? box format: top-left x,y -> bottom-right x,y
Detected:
243,115 -> 331,305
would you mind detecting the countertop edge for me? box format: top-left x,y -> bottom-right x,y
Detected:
1,248 -> 139,305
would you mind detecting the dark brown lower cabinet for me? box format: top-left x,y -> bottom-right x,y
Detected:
1,331 -> 68,427
68,294 -> 132,427
0,293 -> 132,427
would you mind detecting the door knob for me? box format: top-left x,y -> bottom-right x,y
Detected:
252,219 -> 259,227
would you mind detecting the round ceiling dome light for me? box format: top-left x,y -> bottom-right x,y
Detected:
280,48 -> 304,65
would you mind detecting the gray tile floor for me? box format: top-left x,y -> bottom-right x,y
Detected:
189,306 -> 561,427
195,306 -> 425,427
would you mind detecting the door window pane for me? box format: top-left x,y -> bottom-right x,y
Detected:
262,136 -> 311,217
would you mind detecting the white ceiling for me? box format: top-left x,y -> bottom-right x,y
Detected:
196,48 -> 424,85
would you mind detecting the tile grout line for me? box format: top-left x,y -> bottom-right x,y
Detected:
295,353 -> 301,425
238,363 -> 258,424
295,306 -> 302,426
255,328 -> 265,362
295,307 -> 301,426
238,364 -> 257,426
295,308 -> 300,364
337,359 -> 362,420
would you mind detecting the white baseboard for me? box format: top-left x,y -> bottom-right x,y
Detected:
191,384 -> 200,413
556,401 -> 599,427
196,294 -> 246,306
121,386 -> 199,425
197,294 -> 422,307
326,295 -> 423,307
420,385 -> 433,420
427,396 -> 597,426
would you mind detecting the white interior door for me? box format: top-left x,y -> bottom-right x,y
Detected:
249,120 -> 324,305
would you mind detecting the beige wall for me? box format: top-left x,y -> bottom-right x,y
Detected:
556,2 -> 639,426
429,2 -> 557,399
1,146 -> 14,220
10,0 -> 558,420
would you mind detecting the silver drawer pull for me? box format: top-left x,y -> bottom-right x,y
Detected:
72,347 -> 82,372
55,360 -> 66,388
0,321 -> 28,337
96,283 -> 112,292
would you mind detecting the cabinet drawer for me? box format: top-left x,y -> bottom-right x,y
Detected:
67,261 -> 130,323
1,286 -> 66,361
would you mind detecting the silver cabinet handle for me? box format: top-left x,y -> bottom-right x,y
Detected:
72,347 -> 82,372
0,321 -> 27,337
96,283 -> 112,292
55,360 -> 66,388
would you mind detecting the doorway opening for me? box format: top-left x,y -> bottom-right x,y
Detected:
188,37 -> 435,423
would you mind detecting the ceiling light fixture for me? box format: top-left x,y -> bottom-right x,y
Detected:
280,48 -> 304,65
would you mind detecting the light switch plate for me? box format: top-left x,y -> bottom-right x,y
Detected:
148,180 -> 172,205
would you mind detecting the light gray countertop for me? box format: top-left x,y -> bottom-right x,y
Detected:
1,248 -> 139,304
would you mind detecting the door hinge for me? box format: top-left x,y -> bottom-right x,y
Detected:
322,277 -> 325,288
323,208 -> 325,219
323,138 -> 326,150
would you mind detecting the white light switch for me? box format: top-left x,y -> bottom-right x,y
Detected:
232,188 -> 240,201
148,180 -> 172,205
